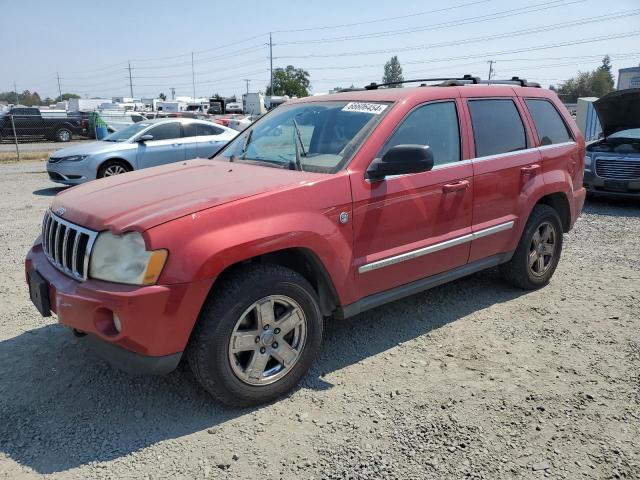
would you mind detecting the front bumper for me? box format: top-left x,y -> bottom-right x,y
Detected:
583,169 -> 640,198
46,161 -> 91,185
25,241 -> 214,374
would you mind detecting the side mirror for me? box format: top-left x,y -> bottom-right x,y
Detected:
366,144 -> 434,181
137,134 -> 154,142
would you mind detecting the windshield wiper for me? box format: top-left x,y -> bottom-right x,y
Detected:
291,118 -> 306,171
230,129 -> 253,162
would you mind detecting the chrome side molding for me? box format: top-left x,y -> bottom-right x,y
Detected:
358,220 -> 514,273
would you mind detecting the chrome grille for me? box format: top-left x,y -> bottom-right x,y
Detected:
41,210 -> 98,281
595,158 -> 640,180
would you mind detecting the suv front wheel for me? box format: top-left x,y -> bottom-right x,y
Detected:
500,204 -> 564,290
187,264 -> 323,407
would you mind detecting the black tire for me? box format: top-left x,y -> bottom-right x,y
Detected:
97,160 -> 131,178
187,264 -> 323,407
500,204 -> 563,290
55,127 -> 72,142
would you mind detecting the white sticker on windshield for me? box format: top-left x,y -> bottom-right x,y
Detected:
342,102 -> 388,115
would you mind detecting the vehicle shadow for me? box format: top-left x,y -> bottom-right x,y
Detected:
0,268 -> 525,474
584,195 -> 640,217
32,186 -> 68,197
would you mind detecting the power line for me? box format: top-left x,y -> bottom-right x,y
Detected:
276,9 -> 640,59
271,0 -> 491,33
294,32 -> 640,72
278,0 -> 582,45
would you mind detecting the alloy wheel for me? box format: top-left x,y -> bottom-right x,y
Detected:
103,165 -> 127,176
528,221 -> 556,277
228,295 -> 307,386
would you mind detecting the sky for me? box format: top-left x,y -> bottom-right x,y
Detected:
1,0 -> 639,100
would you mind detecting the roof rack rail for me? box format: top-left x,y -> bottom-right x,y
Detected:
337,87 -> 367,92
364,74 -> 480,90
481,76 -> 541,88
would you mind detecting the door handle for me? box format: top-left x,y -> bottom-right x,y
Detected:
172,143 -> 181,147
442,180 -> 470,193
521,164 -> 541,176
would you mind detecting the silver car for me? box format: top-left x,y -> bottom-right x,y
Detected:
46,118 -> 238,185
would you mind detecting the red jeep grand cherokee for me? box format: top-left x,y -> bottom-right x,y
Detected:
26,76 -> 585,406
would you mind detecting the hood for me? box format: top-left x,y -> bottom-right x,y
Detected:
50,159 -> 325,233
50,141 -> 134,158
594,88 -> 640,138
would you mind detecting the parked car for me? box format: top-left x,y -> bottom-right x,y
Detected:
0,107 -> 83,142
99,111 -> 146,133
46,118 -> 237,185
583,88 -> 640,198
26,77 -> 586,406
227,115 -> 255,131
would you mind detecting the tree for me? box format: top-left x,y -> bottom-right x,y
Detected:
55,93 -> 81,102
158,92 -> 167,101
557,56 -> 614,103
382,56 -> 404,87
266,65 -> 311,97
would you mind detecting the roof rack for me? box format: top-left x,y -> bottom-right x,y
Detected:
364,74 -> 480,90
358,74 -> 541,90
482,76 -> 541,88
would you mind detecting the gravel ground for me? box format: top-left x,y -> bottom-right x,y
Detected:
0,140 -> 89,153
0,161 -> 638,479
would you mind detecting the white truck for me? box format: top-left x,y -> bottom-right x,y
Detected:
242,93 -> 266,115
67,98 -> 112,112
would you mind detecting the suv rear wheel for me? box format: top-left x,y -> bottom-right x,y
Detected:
187,264 -> 323,407
500,204 -> 563,290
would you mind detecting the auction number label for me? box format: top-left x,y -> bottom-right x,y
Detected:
342,102 -> 388,114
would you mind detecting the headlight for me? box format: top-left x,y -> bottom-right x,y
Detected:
89,231 -> 167,285
584,155 -> 592,168
61,155 -> 88,162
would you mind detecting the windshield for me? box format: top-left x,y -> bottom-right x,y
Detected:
103,122 -> 151,142
217,100 -> 390,173
609,128 -> 640,140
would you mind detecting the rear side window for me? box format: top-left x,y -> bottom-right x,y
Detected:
148,122 -> 181,140
525,99 -> 573,146
380,101 -> 460,167
197,124 -> 224,136
468,99 -> 527,157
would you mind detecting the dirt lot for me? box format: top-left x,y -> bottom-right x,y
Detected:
0,161 -> 638,479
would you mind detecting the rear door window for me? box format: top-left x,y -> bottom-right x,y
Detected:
468,99 -> 527,157
525,99 -> 573,146
148,122 -> 181,140
380,101 -> 461,167
197,124 -> 224,136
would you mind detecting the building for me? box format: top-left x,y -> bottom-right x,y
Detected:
617,67 -> 640,90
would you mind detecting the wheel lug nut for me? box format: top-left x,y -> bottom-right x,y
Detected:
259,347 -> 266,354
272,342 -> 278,349
274,328 -> 280,334
255,336 -> 260,343
263,324 -> 270,331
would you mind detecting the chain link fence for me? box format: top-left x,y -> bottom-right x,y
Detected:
0,109 -> 149,160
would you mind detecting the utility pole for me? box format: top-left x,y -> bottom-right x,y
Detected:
56,73 -> 62,100
191,52 -> 196,100
487,60 -> 495,83
13,82 -> 19,105
170,87 -> 175,100
244,79 -> 250,94
269,32 -> 273,95
127,61 -> 134,98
